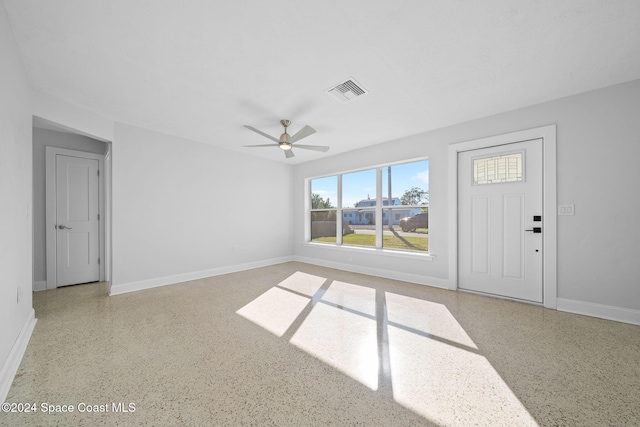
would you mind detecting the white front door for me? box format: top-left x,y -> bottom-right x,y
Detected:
55,154 -> 100,286
458,138 -> 543,303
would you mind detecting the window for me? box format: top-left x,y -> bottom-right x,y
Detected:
309,159 -> 429,253
382,161 -> 429,251
342,169 -> 377,248
310,176 -> 337,242
473,151 -> 523,185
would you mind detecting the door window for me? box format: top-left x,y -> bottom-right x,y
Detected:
473,151 -> 523,185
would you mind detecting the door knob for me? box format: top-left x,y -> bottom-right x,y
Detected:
57,225 -> 72,230
525,227 -> 541,233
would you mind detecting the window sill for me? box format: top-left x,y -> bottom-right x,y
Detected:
302,241 -> 435,261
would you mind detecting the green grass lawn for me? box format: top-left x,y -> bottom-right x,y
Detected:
313,233 -> 428,252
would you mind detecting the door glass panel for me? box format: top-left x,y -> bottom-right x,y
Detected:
473,152 -> 523,185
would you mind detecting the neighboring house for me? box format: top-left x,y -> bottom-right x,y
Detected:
342,198 -> 422,225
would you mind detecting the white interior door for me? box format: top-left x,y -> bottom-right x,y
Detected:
458,138 -> 543,303
55,154 -> 100,286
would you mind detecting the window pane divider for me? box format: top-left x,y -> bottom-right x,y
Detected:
337,174 -> 343,245
375,168 -> 383,248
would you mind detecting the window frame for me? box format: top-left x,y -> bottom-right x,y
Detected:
306,157 -> 431,257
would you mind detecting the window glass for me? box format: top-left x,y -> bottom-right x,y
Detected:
384,209 -> 428,251
473,152 -> 523,185
382,160 -> 429,251
341,208 -> 376,248
311,176 -> 337,209
382,160 -> 429,206
310,176 -> 337,243
342,169 -> 376,209
341,169 -> 376,248
310,210 -> 337,243
308,160 -> 429,254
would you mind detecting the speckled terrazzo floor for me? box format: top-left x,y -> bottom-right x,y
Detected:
2,262 -> 639,426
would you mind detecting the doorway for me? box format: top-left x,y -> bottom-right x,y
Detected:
458,139 -> 543,302
448,125 -> 557,308
45,147 -> 105,289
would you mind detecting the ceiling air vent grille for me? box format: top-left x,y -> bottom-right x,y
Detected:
326,77 -> 368,103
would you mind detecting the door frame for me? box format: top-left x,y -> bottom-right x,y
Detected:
448,125 -> 557,309
46,147 -> 105,290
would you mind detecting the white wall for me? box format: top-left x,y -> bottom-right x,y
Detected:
27,93 -> 296,295
294,79 -> 640,315
32,127 -> 107,287
110,124 -> 294,293
0,4 -> 35,399
31,89 -> 114,143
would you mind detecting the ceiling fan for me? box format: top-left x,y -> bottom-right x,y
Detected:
243,119 -> 330,158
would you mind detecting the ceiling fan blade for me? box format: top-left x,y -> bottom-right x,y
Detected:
244,125 -> 279,143
243,144 -> 277,148
289,125 -> 316,143
294,144 -> 330,152
284,149 -> 295,158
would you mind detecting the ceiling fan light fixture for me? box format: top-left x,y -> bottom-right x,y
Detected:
244,119 -> 328,158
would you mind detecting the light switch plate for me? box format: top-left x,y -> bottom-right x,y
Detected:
558,204 -> 575,216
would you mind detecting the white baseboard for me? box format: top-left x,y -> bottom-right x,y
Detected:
109,256 -> 294,296
557,298 -> 640,326
293,255 -> 451,290
0,309 -> 37,404
33,281 -> 46,292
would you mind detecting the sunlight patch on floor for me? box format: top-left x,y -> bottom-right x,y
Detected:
386,292 -> 538,426
290,280 -> 378,390
277,270 -> 327,297
236,272 -> 538,424
319,280 -> 377,316
386,292 -> 478,349
290,301 -> 379,390
236,286 -> 310,337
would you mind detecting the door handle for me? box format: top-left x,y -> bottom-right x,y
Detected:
57,225 -> 72,230
525,227 -> 541,233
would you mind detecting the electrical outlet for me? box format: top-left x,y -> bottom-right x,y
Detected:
558,204 -> 575,216
231,246 -> 237,253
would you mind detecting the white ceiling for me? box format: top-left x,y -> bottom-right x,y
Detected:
5,0 -> 640,164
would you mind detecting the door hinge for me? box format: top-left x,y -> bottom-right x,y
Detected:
97,170 -> 100,176
98,213 -> 100,220
98,258 -> 101,265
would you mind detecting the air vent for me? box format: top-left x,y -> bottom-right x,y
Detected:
326,77 -> 368,103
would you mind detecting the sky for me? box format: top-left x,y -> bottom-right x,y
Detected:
311,160 -> 429,208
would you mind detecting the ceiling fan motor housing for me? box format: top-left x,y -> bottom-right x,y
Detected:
279,119 -> 291,148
